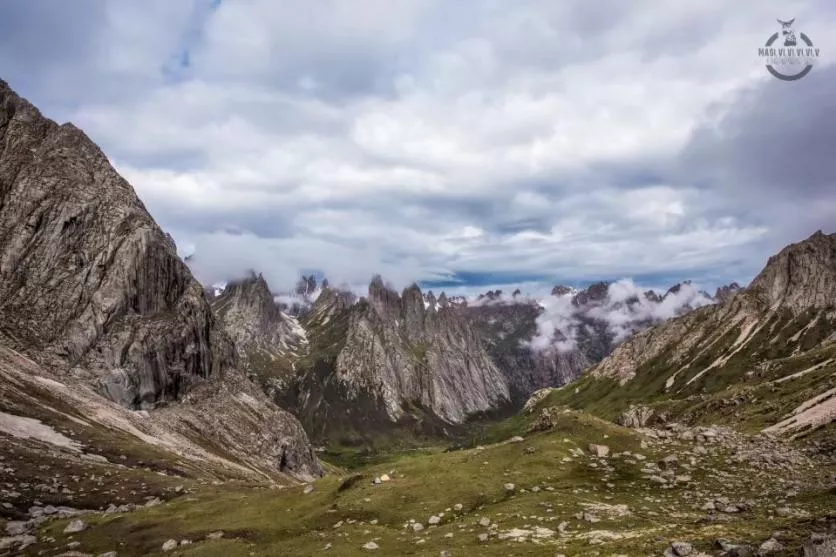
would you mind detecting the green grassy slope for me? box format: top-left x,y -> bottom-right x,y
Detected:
23,409 -> 834,557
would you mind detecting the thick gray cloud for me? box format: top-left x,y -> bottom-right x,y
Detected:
3,0 -> 835,294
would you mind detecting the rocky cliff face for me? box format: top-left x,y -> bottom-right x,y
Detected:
211,273 -> 307,365
749,231 -> 836,311
0,80 -> 321,479
273,277 -> 510,441
0,80 -> 231,408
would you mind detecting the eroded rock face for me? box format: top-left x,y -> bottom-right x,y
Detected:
0,80 -> 322,479
333,280 -> 511,423
0,80 -> 231,408
749,231 -> 836,311
584,231 -> 836,439
283,279 -> 511,431
211,273 -> 305,361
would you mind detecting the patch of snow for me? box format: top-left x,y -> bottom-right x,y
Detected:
684,317 -> 761,387
285,315 -> 308,344
764,386 -> 836,436
773,359 -> 834,384
211,282 -> 227,297
0,411 -> 82,451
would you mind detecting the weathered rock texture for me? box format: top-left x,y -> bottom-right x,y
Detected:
749,230 -> 836,311
0,79 -> 231,408
212,273 -> 306,361
268,277 -> 511,441
333,278 -> 510,424
0,79 -> 321,479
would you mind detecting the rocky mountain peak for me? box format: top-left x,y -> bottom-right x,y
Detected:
572,281 -> 610,306
295,274 -> 318,296
0,79 -> 232,407
644,290 -> 662,303
551,285 -> 574,296
749,230 -> 836,311
368,274 -> 400,318
714,282 -> 742,302
211,272 -> 286,343
0,79 -> 321,478
401,283 -> 426,340
425,290 -> 438,309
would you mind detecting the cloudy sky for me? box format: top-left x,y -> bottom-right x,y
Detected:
2,0 -> 834,296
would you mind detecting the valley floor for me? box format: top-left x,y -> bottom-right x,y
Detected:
5,409 -> 834,557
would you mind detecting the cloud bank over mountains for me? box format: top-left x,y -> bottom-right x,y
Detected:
530,280 -> 714,352
3,0 -> 835,294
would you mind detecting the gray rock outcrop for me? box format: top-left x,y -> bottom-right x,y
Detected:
0,79 -> 321,479
0,79 -> 231,409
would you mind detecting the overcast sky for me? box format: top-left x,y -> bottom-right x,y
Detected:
2,0 -> 834,295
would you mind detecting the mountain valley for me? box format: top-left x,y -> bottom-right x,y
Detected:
0,80 -> 834,557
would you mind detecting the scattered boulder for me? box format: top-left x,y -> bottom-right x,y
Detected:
0,535 -> 37,552
363,541 -> 379,550
758,538 -> 784,555
64,519 -> 87,534
659,455 -> 679,469
428,515 -> 441,525
715,540 -> 754,557
803,534 -> 836,557
5,521 -> 31,536
670,541 -> 694,556
504,483 -> 515,492
303,485 -> 315,494
529,406 -> 559,432
508,436 -> 525,443
523,388 -> 554,413
162,539 -> 178,551
588,444 -> 610,457
618,405 -> 653,428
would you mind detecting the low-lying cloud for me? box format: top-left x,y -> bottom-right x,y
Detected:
529,279 -> 715,352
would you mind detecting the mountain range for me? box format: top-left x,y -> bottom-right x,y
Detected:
206,264 -> 739,445
0,79 -> 834,556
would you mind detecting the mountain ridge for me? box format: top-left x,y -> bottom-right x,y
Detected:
0,79 -> 322,481
545,230 -> 835,440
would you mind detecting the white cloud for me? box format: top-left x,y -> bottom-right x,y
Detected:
530,279 -> 714,352
4,0 -> 835,294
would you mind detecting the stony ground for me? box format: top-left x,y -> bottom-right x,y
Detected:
3,408 -> 834,557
